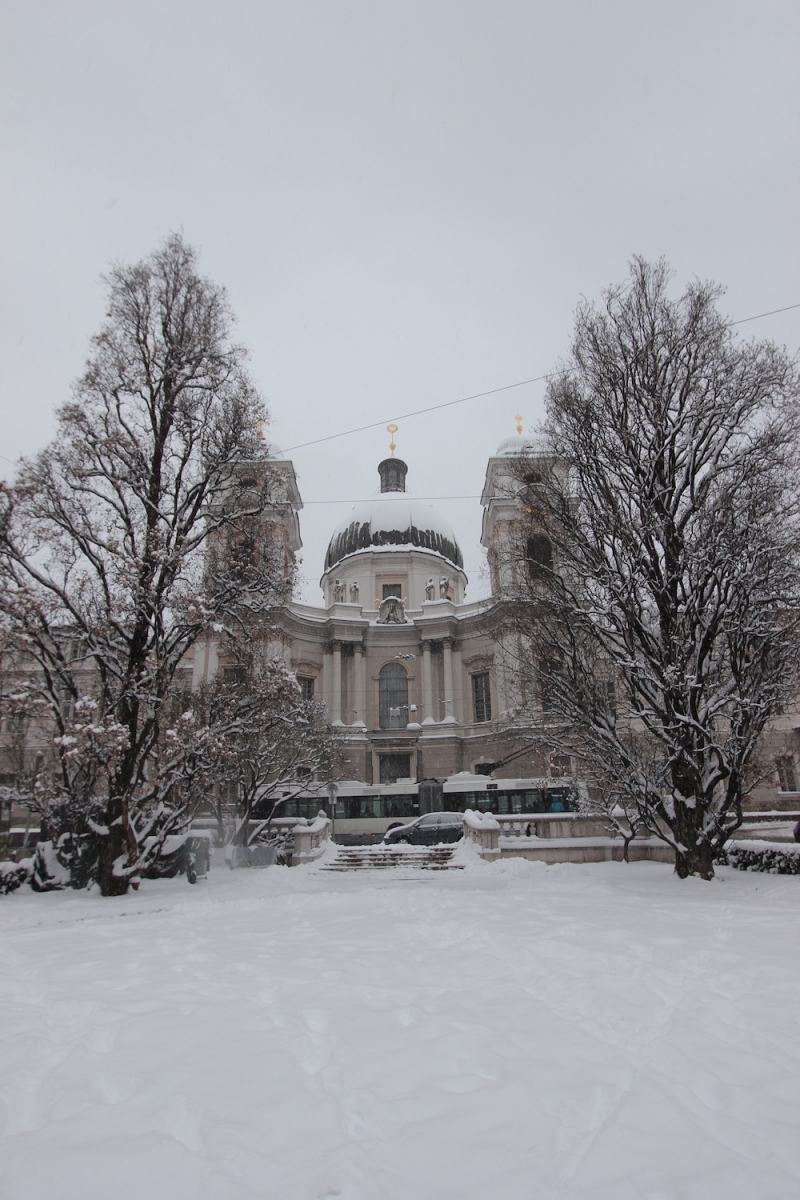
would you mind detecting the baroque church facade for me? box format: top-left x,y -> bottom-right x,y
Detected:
188,427 -> 800,814
190,430 -> 555,790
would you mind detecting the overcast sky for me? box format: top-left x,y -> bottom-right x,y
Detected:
2,1 -> 798,602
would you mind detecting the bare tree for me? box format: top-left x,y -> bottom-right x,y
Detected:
509,259 -> 800,878
0,235 -> 289,894
199,645 -> 337,851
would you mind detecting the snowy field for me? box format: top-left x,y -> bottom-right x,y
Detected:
1,850 -> 799,1200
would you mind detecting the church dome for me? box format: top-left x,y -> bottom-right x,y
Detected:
324,458 -> 463,572
495,433 -> 551,457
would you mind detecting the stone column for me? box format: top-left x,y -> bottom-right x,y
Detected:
443,638 -> 455,722
421,641 -> 434,723
322,645 -> 331,715
331,641 -> 342,724
354,643 -> 366,725
451,641 -> 463,723
494,635 -> 514,714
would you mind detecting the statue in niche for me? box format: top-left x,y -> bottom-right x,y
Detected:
439,575 -> 452,600
349,581 -> 359,604
378,595 -> 407,624
425,578 -> 435,601
333,579 -> 345,603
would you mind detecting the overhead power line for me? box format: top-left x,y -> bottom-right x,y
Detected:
0,303 -> 797,474
728,302 -> 800,326
281,301 -> 800,455
302,494 -> 480,505
281,373 -> 552,455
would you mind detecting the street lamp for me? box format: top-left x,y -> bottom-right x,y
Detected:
326,781 -> 339,842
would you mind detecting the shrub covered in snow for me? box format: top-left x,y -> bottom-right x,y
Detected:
30,839 -> 75,891
0,860 -> 30,894
718,840 -> 800,875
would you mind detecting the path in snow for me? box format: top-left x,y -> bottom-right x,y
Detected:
1,852 -> 799,1200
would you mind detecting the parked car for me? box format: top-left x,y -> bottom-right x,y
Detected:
383,812 -> 464,846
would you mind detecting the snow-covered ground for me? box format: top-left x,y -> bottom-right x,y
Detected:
1,850 -> 799,1200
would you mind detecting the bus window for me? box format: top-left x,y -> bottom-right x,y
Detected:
547,791 -> 569,812
388,794 -> 416,818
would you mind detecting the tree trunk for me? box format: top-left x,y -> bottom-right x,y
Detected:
672,800 -> 715,879
233,799 -> 253,847
674,841 -> 715,880
96,820 -> 130,896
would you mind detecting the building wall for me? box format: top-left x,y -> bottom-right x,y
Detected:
3,446 -> 799,816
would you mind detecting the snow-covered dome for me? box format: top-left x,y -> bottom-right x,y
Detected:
324,458 -> 463,572
495,433 -> 550,457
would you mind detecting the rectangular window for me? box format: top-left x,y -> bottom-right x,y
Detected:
539,658 -> 562,710
549,754 -> 571,777
379,754 -> 412,784
221,666 -> 246,684
602,680 -> 617,718
297,676 -> 315,701
382,583 -> 402,599
472,672 -> 492,723
777,756 -> 798,792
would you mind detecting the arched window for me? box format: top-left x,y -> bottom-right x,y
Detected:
379,662 -> 408,730
527,534 -> 553,578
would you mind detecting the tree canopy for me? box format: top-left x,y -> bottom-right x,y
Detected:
0,235 -> 292,894
511,258 -> 800,878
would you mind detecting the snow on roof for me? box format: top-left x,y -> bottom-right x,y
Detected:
325,491 -> 463,571
495,433 -> 552,458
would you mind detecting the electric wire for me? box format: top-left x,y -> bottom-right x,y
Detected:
1,300 -> 797,475
281,302 -> 800,455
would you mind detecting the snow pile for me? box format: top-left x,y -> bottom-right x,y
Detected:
1,860 -> 799,1199
463,807 -> 500,831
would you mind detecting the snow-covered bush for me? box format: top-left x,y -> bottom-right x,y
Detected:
0,860 -> 29,894
717,841 -> 800,875
30,840 -> 73,891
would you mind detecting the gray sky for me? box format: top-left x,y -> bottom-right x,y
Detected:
2,0 -> 798,602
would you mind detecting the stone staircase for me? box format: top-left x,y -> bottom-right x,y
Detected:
320,845 -> 464,872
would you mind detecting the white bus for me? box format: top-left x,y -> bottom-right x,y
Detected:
258,773 -> 577,844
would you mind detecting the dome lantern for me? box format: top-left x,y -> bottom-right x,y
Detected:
377,457 -> 408,494
323,459 -> 464,577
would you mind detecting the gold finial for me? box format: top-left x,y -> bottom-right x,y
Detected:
515,414 -> 523,435
387,423 -> 398,454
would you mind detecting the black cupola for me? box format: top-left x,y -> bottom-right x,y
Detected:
377,457 -> 408,493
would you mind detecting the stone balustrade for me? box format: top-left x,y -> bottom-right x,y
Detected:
496,813 -> 611,839
463,809 -> 501,860
291,811 -> 331,865
475,811 -> 674,864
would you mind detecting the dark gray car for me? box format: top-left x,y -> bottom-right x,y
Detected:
383,812 -> 464,846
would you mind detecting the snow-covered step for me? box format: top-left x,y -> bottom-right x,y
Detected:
319,845 -> 464,872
